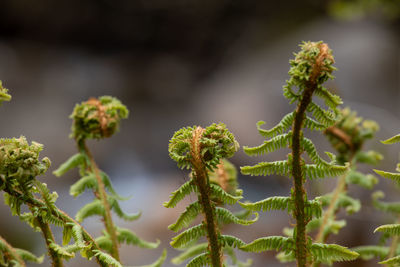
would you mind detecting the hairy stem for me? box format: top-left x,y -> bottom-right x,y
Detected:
191,127 -> 222,267
0,235 -> 26,267
78,140 -> 120,262
291,44 -> 328,267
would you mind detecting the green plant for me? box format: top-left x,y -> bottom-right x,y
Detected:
53,96 -> 166,267
353,134 -> 400,265
165,123 -> 257,266
240,41 -> 359,266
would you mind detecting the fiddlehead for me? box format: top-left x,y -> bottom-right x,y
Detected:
241,41 -> 358,266
166,123 -> 255,266
54,96 -> 165,266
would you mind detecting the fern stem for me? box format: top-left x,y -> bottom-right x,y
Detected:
291,45 -> 328,267
78,140 -> 120,262
4,187 -> 107,267
191,127 -> 223,267
0,235 -> 26,267
31,209 -> 64,267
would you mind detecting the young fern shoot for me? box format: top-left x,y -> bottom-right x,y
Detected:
240,41 -> 358,266
353,133 -> 400,265
166,123 -> 257,266
53,96 -> 165,267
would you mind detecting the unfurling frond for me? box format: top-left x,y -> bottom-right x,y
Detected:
53,153 -> 85,177
381,134 -> 400,145
93,249 -> 122,267
310,243 -> 359,263
186,252 -> 210,267
163,180 -> 197,208
168,201 -> 202,232
352,245 -> 389,260
15,249 -> 44,264
171,243 -> 208,265
374,169 -> 400,183
220,235 -> 247,248
240,236 -> 294,253
346,170 -> 378,189
216,207 -> 258,225
303,163 -> 348,179
307,102 -> 337,127
255,113 -> 294,138
116,227 -> 160,249
314,86 -> 343,110
374,224 -> 400,236
243,133 -> 291,156
241,160 -> 289,177
108,197 -> 141,221
75,199 -> 104,222
48,241 -> 75,259
69,174 -> 97,197
170,224 -> 206,249
239,196 -> 290,212
301,137 -> 330,166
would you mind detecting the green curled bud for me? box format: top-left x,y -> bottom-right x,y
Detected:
0,80 -> 11,104
0,136 -> 50,185
169,123 -> 239,171
70,96 -> 129,141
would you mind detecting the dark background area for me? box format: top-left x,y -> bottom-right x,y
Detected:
0,1 -> 399,266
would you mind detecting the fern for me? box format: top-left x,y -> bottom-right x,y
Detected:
310,243 -> 359,263
240,236 -> 294,253
186,252 -> 211,267
171,243 -> 208,265
170,224 -> 207,249
163,180 -> 197,208
239,196 -> 291,212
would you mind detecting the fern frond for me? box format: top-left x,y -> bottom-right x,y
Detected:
117,227 -> 160,249
314,86 -> 342,110
41,212 -> 64,227
381,134 -> 400,145
283,85 -> 300,103
186,252 -> 210,267
255,112 -> 294,138
352,245 -> 389,260
163,180 -> 196,208
93,249 -> 122,267
209,183 -> 242,205
346,170 -> 378,189
239,196 -> 290,212
15,249 -> 44,264
71,223 -> 85,246
69,174 -> 97,197
95,235 -> 113,253
34,181 -> 58,211
243,133 -> 291,156
307,102 -> 337,127
240,236 -> 294,253
48,241 -> 75,259
241,160 -> 290,177
53,153 -> 85,177
301,137 -> 330,166
372,191 -> 400,214
168,201 -> 202,232
216,207 -> 258,226
171,243 -> 208,265
304,116 -> 325,131
304,163 -> 348,179
108,196 -> 141,221
75,199 -> 104,222
224,246 -> 253,267
374,169 -> 400,183
276,251 -> 295,263
170,224 -> 206,249
374,224 -> 400,236
305,199 -> 323,219
380,255 -> 400,265
310,243 -> 359,263
220,235 -> 246,248
101,172 -> 130,200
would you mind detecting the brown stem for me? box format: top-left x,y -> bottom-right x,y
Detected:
29,207 -> 64,267
0,235 -> 26,267
190,127 -> 223,267
291,43 -> 330,267
79,140 -> 120,262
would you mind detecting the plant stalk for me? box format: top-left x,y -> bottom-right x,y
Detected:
0,235 -> 26,267
191,127 -> 222,267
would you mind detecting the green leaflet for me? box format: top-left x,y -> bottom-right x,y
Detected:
381,134 -> 400,145
171,243 -> 208,265
117,227 -> 160,249
168,201 -> 201,232
243,133 -> 291,156
346,170 -> 378,189
186,252 -> 211,267
352,245 -> 389,260
241,160 -> 290,177
314,86 -> 343,110
307,102 -> 337,127
215,207 -> 258,225
93,249 -> 122,267
240,236 -> 294,253
301,137 -> 330,166
209,183 -> 242,205
380,255 -> 400,265
255,113 -> 294,138
170,224 -> 206,249
372,191 -> 400,214
69,174 -> 97,197
374,224 -> 400,236
304,116 -> 326,131
163,180 -> 197,208
310,243 -> 359,263
303,162 -> 348,179
239,196 -> 290,212
53,153 -> 85,177
15,249 -> 44,264
374,169 -> 400,183
220,235 -> 246,248
48,241 -> 75,259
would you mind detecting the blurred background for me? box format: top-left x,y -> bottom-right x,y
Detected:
0,0 -> 399,266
